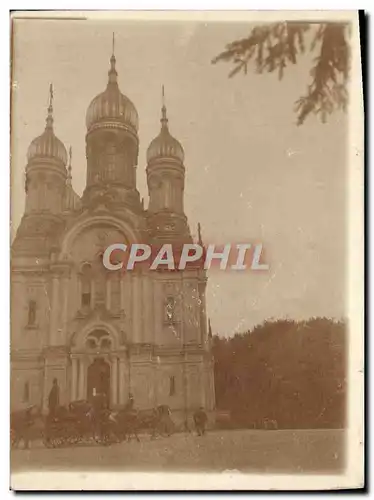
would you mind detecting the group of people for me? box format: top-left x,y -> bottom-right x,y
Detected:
12,379 -> 209,450
47,380 -> 209,438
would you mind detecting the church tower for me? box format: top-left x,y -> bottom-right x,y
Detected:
12,84 -> 68,256
25,84 -> 68,216
83,38 -> 141,211
146,87 -> 191,244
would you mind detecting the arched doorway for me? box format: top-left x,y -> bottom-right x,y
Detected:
87,357 -> 110,408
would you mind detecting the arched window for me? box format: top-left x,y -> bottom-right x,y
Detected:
85,330 -> 112,352
23,381 -> 30,403
27,300 -> 36,326
101,338 -> 112,350
169,376 -> 176,396
106,142 -> 117,181
81,263 -> 92,308
94,253 -> 108,306
111,274 -> 121,312
165,296 -> 176,324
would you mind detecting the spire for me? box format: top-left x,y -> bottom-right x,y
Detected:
208,318 -> 212,339
161,84 -> 168,129
45,83 -> 54,129
67,146 -> 72,185
108,32 -> 118,84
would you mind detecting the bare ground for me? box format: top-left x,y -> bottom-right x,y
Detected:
11,428 -> 345,474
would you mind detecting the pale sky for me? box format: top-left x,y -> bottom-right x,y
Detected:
11,17 -> 347,335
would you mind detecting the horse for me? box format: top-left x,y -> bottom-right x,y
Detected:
43,401 -> 97,447
11,405 -> 44,449
111,408 -> 141,442
154,404 -> 175,438
69,401 -> 119,445
112,404 -> 175,442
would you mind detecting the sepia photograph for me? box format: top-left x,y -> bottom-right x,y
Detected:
9,10 -> 364,491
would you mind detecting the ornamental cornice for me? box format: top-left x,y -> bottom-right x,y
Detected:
42,345 -> 70,358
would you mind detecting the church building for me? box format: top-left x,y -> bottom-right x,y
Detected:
11,47 -> 215,422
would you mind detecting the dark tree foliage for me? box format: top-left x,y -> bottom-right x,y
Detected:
212,22 -> 350,125
212,317 -> 346,429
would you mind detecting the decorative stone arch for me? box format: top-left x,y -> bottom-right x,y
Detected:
71,321 -> 122,353
79,260 -> 92,272
58,213 -> 141,260
69,322 -> 127,407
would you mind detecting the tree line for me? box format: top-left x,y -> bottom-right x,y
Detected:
212,317 -> 346,429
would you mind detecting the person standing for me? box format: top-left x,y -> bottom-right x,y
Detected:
193,407 -> 208,436
125,393 -> 134,412
48,378 -> 60,420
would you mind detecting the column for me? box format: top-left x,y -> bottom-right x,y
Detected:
77,277 -> 82,309
120,275 -> 126,311
142,274 -> 153,343
198,278 -> 207,345
200,363 -> 206,407
42,370 -> 49,413
153,279 -> 162,345
60,275 -> 69,344
121,272 -> 131,326
118,357 -> 126,405
106,278 -> 111,310
182,355 -> 189,418
111,356 -> 118,407
132,273 -> 141,343
91,281 -> 95,308
78,358 -> 85,400
49,274 -> 60,345
71,357 -> 78,402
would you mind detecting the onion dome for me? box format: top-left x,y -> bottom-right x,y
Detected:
147,86 -> 184,165
27,84 -> 68,167
86,47 -> 138,135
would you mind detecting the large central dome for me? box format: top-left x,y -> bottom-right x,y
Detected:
86,54 -> 139,135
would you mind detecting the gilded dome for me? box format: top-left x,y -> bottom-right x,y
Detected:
27,87 -> 68,166
147,103 -> 184,164
86,55 -> 139,134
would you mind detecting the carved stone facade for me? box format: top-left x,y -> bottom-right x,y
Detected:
11,52 -> 215,423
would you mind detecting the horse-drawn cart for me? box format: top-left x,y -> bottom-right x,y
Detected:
11,401 -> 176,449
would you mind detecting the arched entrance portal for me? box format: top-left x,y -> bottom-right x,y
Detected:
70,324 -> 127,408
87,358 -> 110,408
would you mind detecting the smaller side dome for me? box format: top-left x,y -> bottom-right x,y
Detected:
27,84 -> 68,167
27,130 -> 68,166
147,89 -> 184,165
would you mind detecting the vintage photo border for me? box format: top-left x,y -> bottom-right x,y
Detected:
7,8 -> 364,491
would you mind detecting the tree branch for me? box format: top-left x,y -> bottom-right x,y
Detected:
212,21 -> 350,125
